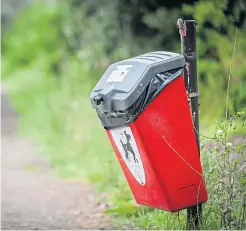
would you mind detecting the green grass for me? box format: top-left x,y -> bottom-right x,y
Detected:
3,61 -> 128,190
26,164 -> 42,172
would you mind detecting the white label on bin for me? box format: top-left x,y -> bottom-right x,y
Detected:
106,65 -> 132,83
110,126 -> 146,185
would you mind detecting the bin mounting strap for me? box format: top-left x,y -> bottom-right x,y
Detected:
187,91 -> 200,98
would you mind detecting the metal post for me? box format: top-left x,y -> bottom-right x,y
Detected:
177,19 -> 202,229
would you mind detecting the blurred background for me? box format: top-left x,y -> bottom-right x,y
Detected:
1,0 -> 246,229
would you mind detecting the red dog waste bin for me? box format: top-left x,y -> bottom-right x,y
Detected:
90,51 -> 208,212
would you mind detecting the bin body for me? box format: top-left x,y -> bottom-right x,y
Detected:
90,51 -> 208,212
106,74 -> 207,211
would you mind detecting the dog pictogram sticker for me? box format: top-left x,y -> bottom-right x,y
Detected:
110,126 -> 146,185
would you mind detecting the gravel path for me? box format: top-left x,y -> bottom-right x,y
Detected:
1,90 -> 113,230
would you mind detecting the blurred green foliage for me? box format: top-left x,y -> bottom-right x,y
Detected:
3,0 -> 246,117
2,2 -> 65,76
184,1 -> 246,120
2,0 -> 246,229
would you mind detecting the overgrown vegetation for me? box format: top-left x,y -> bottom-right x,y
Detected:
129,118 -> 246,229
2,0 -> 246,229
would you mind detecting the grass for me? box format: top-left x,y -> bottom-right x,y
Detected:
3,61 -> 127,190
3,58 -> 245,229
26,164 -> 42,172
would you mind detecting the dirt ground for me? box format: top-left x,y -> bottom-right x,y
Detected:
1,90 -> 114,230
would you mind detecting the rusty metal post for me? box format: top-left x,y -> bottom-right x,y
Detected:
177,19 -> 202,229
